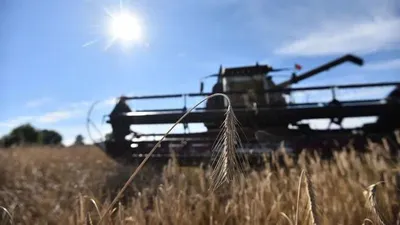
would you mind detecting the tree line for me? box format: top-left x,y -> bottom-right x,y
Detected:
0,123 -> 85,148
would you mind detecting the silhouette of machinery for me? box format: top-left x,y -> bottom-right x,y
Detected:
103,54 -> 400,166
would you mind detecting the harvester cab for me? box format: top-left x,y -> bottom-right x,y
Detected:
202,63 -> 294,130
203,63 -> 290,108
99,53 -> 400,166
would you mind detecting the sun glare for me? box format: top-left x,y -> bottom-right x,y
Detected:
81,3 -> 146,50
109,12 -> 142,42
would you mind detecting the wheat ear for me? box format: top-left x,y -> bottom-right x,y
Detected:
0,206 -> 13,225
295,170 -> 306,225
97,93 -> 239,224
365,181 -> 387,225
209,103 -> 244,191
305,171 -> 319,225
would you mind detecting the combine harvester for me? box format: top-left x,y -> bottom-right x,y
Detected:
98,54 -> 400,167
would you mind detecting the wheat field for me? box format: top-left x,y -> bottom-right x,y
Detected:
0,140 -> 398,225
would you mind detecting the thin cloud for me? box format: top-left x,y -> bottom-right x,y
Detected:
364,58 -> 400,70
0,116 -> 35,128
0,100 -> 89,129
68,101 -> 91,108
233,0 -> 400,57
274,17 -> 400,56
37,110 -> 77,123
0,110 -> 80,127
36,101 -> 90,123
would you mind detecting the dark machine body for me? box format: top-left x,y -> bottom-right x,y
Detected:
102,54 -> 400,166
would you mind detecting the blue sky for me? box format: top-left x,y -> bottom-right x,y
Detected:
1,0 -> 400,145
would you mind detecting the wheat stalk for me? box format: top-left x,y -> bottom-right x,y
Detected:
96,93 -> 242,224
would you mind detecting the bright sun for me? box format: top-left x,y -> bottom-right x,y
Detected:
109,12 -> 142,42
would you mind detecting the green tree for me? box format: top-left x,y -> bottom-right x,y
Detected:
0,123 -> 63,148
0,134 -> 18,148
9,123 -> 39,146
74,134 -> 85,145
38,129 -> 63,145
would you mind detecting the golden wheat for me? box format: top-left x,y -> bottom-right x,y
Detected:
0,142 -> 398,225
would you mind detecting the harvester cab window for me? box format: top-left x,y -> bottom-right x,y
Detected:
221,65 -> 286,109
221,68 -> 266,109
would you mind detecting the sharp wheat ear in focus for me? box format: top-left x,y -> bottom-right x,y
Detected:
97,93 -> 240,224
210,103 -> 245,191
